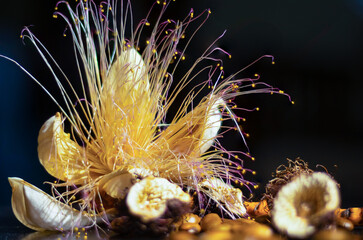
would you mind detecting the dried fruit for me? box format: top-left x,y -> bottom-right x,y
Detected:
271,172 -> 340,238
126,177 -> 191,222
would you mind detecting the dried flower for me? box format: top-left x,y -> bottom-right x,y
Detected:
6,0 -> 290,232
271,172 -> 340,238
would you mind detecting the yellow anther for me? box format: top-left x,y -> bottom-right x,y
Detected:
252,171 -> 256,175
256,107 -> 260,111
272,61 -> 275,64
53,14 -> 58,18
146,40 -> 150,44
182,56 -> 185,60
145,22 -> 150,26
251,157 -> 255,161
279,90 -> 284,94
251,83 -> 256,88
220,66 -> 223,70
254,73 -> 258,77
291,101 -> 295,105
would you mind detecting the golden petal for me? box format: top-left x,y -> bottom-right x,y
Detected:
9,177 -> 97,231
38,113 -> 89,183
155,97 -> 224,158
199,178 -> 247,217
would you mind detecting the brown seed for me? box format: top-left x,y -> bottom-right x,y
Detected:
336,217 -> 354,231
200,213 -> 223,231
181,213 -> 201,224
313,229 -> 354,240
179,222 -> 201,234
199,230 -> 233,240
231,222 -> 273,238
169,231 -> 198,240
211,223 -> 233,232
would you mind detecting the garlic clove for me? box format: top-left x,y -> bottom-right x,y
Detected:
199,178 -> 247,217
126,176 -> 191,222
9,177 -> 98,231
38,113 -> 89,183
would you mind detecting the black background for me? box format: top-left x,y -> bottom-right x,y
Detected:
1,0 -> 363,232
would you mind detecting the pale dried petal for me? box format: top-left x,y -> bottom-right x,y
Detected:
106,48 -> 149,95
38,113 -> 88,183
98,170 -> 135,199
271,172 -> 340,238
9,177 -> 97,231
126,177 -> 191,222
199,98 -> 225,154
199,178 -> 247,216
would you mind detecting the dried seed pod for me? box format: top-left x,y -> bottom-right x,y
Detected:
126,176 -> 191,223
271,172 -> 340,239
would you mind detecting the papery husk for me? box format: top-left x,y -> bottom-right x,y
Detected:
9,177 -> 101,231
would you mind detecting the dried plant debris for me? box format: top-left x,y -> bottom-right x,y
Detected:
262,157 -> 336,210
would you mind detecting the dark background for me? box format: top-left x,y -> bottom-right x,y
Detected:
1,0 -> 363,232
